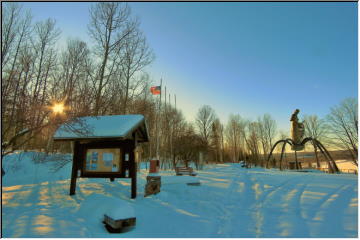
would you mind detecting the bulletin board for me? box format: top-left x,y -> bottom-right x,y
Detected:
84,148 -> 121,173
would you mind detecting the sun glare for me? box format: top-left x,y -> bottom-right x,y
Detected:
52,103 -> 64,114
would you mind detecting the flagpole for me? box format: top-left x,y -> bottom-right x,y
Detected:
156,78 -> 162,161
164,86 -> 167,162
164,86 -> 167,118
169,92 -> 173,168
146,84 -> 151,163
175,94 -> 177,111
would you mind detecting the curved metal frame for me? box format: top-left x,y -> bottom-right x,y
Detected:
266,138 -> 293,170
266,137 -> 340,173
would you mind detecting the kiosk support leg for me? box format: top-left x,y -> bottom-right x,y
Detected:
131,163 -> 137,199
70,141 -> 79,195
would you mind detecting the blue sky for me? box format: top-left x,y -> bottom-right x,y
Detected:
20,2 -> 357,132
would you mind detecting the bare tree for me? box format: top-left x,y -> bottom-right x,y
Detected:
88,2 -> 137,115
225,114 -> 247,162
1,2 -> 159,161
195,105 -> 216,151
245,121 -> 261,166
1,2 -> 23,68
2,4 -> 32,139
304,115 -> 327,140
31,19 -> 60,103
303,114 -> 328,167
2,7 -> 32,107
174,124 -> 203,169
119,28 -> 154,114
2,13 -> 61,152
276,130 -> 289,153
326,98 -> 358,165
56,39 -> 93,113
210,118 -> 224,163
168,106 -> 188,168
257,113 -> 277,163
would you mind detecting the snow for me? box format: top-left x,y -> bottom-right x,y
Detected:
2,151 -> 72,186
161,175 -> 200,185
105,207 -> 135,220
78,193 -> 135,222
53,114 -> 145,140
2,152 -> 358,237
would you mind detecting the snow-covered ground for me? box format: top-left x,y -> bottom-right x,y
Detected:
2,152 -> 358,237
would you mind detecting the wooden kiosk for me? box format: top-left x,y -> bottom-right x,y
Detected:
53,114 -> 149,199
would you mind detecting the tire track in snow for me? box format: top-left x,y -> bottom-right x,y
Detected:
303,183 -> 349,221
214,165 -> 253,237
214,169 -> 304,237
249,173 -> 307,237
243,173 -> 315,237
254,175 -> 303,206
274,176 -> 314,237
307,181 -> 357,237
213,167 -> 285,237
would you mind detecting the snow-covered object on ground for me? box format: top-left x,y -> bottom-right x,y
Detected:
53,114 -> 146,140
78,193 -> 135,222
104,205 -> 135,220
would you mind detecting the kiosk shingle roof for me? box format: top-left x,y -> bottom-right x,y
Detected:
53,114 -> 148,142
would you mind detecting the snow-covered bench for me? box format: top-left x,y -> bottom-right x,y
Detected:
102,202 -> 136,233
175,167 -> 197,176
103,214 -> 136,233
78,193 -> 136,233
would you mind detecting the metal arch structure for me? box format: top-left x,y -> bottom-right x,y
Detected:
300,137 -> 340,173
265,138 -> 294,171
266,137 -> 340,173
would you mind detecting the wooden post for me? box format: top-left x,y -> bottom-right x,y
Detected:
70,141 -> 80,195
130,136 -> 137,199
131,161 -> 137,199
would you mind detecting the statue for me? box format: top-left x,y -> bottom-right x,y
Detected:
265,109 -> 339,173
290,109 -> 305,150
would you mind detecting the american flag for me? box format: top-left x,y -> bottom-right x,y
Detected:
150,86 -> 161,95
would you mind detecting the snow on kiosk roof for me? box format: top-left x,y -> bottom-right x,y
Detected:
53,114 -> 149,142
